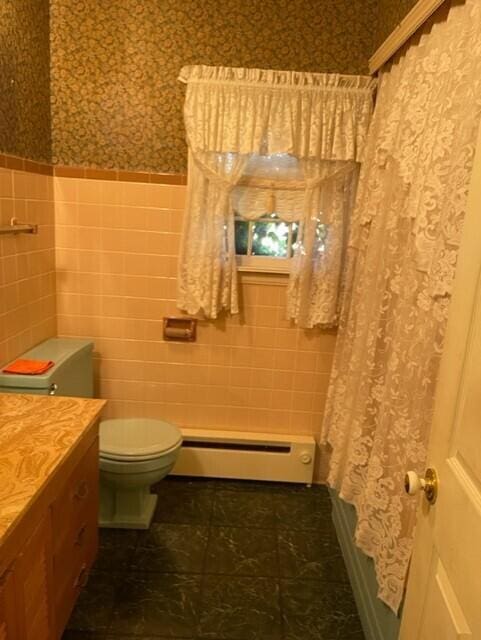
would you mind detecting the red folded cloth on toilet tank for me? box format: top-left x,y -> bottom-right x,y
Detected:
2,359 -> 55,375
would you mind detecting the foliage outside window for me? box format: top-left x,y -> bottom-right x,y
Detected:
235,213 -> 299,258
234,212 -> 328,273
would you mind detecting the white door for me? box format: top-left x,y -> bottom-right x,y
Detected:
399,123 -> 481,638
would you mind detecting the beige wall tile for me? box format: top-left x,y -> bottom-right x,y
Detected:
0,169 -> 56,365
53,178 -> 337,447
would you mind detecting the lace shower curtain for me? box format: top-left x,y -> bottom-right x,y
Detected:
321,0 -> 481,613
177,65 -> 375,324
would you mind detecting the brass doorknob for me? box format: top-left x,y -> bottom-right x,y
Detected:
404,468 -> 438,505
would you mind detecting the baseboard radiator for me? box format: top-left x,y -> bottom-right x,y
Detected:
171,428 -> 316,484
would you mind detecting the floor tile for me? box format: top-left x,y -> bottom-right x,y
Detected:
66,571 -> 118,634
65,478 -> 363,640
155,475 -> 217,493
281,578 -> 364,640
153,487 -> 214,525
212,490 -> 278,528
275,493 -> 332,531
93,528 -> 139,572
198,575 -> 281,640
109,572 -> 201,637
278,528 -> 349,582
132,523 -> 209,573
205,526 -> 278,577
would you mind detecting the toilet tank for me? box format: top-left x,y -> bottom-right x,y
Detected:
0,338 -> 94,398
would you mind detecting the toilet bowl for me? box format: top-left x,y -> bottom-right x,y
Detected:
99,417 -> 182,529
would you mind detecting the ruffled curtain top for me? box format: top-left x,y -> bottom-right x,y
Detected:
179,65 -> 376,160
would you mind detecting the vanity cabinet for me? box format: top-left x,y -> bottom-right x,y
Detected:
0,438 -> 100,640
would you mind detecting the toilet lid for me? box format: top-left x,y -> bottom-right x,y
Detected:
99,418 -> 182,459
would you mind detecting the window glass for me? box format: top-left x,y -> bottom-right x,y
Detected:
252,220 -> 289,257
234,220 -> 249,255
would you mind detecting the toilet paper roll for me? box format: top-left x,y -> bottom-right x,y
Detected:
163,316 -> 197,341
164,326 -> 191,340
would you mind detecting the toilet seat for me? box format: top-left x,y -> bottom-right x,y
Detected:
100,442 -> 181,463
99,418 -> 182,462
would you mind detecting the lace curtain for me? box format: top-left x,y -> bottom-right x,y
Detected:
178,150 -> 248,316
321,0 -> 481,613
232,154 -> 360,326
177,65 -> 375,325
287,160 -> 359,327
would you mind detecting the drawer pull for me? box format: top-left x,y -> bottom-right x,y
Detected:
73,481 -> 89,500
74,563 -> 89,589
74,524 -> 87,547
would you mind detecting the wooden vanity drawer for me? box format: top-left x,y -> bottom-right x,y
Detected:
52,440 -> 99,556
54,513 -> 98,635
51,440 -> 100,635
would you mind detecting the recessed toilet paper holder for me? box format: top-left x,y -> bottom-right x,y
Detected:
163,317 -> 197,342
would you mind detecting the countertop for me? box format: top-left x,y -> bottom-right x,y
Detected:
0,393 -> 105,549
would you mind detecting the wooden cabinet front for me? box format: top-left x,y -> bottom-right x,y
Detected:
52,441 -> 99,635
14,515 -> 55,640
0,436 -> 99,640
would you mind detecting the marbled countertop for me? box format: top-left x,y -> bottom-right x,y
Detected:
0,393 -> 105,547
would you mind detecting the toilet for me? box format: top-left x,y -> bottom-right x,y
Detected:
99,417 -> 182,528
0,338 -> 183,529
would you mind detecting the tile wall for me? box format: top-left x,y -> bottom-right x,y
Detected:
0,165 -> 56,364
55,177 -> 336,446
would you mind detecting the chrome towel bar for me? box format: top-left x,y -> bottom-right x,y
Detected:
0,217 -> 38,236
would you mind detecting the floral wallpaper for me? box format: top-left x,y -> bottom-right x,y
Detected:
0,1 -> 421,168
377,0 -> 419,47
0,0 -> 51,162
50,0 -> 379,174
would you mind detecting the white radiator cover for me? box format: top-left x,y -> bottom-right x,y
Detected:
171,428 -> 316,484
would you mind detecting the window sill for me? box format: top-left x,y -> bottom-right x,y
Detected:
237,267 -> 289,287
236,256 -> 291,275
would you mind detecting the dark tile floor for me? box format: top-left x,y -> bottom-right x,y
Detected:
62,477 -> 365,640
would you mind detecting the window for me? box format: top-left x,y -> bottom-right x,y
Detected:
234,214 -> 299,273
232,153 -> 305,273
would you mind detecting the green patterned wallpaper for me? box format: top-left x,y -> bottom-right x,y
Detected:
0,0 -> 51,162
50,0 -> 379,174
377,0 -> 419,47
0,1 -> 422,168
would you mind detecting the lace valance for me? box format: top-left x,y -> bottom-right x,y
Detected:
178,65 -> 374,325
179,65 -> 376,161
